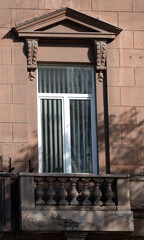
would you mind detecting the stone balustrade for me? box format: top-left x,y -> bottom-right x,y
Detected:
0,172 -> 11,231
19,173 -> 134,233
34,175 -> 116,207
19,173 -> 132,211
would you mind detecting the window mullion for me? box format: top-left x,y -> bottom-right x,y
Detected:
91,96 -> 97,174
63,96 -> 72,173
38,97 -> 43,173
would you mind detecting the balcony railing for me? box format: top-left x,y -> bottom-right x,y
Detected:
19,173 -> 134,233
33,174 -> 129,209
0,172 -> 11,231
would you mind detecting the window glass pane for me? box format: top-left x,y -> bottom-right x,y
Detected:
38,66 -> 92,94
70,100 -> 93,173
40,99 -> 63,172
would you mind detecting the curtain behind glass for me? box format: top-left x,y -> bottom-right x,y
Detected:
70,100 -> 93,173
41,99 -> 63,172
38,66 -> 92,94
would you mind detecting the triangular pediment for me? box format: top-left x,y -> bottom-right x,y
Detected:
14,7 -> 122,40
36,19 -> 99,33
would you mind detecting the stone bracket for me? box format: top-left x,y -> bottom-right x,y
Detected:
26,39 -> 38,81
94,41 -> 107,82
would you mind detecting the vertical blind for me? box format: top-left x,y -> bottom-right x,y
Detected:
41,99 -> 63,172
70,100 -> 92,173
38,65 -> 95,173
38,66 -> 92,94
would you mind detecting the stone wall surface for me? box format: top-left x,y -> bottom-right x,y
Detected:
0,3 -> 144,238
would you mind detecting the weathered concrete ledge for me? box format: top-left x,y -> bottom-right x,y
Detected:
21,210 -> 134,233
19,173 -> 130,178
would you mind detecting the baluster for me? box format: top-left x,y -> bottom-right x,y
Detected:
105,178 -> 115,206
35,177 -> 45,205
58,178 -> 68,205
93,178 -> 103,206
69,178 -> 79,206
81,178 -> 92,206
46,177 -> 56,205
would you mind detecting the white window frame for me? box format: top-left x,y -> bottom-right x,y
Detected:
37,65 -> 97,174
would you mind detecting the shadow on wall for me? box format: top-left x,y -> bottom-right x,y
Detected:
0,130 -> 38,173
2,28 -> 143,174
0,107 -> 143,175
97,107 -> 144,175
1,108 -> 144,235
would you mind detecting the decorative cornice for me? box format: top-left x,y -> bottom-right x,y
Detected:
14,7 -> 122,37
26,39 -> 38,81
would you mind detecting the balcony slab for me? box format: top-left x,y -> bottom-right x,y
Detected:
21,210 -> 134,233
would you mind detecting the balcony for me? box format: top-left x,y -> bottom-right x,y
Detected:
19,173 -> 134,234
0,172 -> 11,231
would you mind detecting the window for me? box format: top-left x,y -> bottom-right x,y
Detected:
14,7 -> 121,174
38,65 -> 97,173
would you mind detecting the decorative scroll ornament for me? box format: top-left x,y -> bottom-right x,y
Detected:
26,39 -> 38,81
94,41 -> 107,82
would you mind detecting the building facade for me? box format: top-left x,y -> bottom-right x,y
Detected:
0,0 -> 144,240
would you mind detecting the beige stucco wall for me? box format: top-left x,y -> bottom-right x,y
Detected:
0,0 -> 143,175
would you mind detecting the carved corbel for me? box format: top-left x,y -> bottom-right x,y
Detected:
94,41 -> 107,82
26,39 -> 38,81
